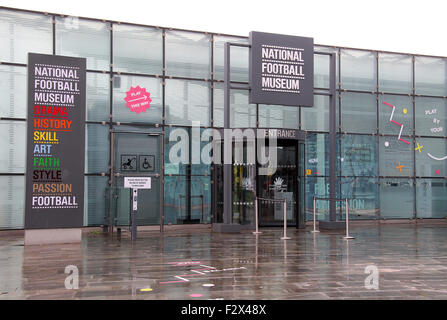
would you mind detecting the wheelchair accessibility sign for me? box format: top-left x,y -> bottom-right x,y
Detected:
139,155 -> 155,172
120,154 -> 155,172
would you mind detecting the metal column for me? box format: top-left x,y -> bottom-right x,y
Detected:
212,42 -> 242,233
329,52 -> 337,222
223,42 -> 232,226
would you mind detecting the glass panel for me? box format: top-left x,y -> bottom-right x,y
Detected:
0,121 -> 26,173
233,147 -> 256,225
114,133 -> 161,173
112,75 -> 162,123
231,90 -> 257,128
213,82 -> 224,127
305,133 -> 330,177
86,72 -> 110,121
165,79 -> 210,126
84,176 -> 108,226
113,133 -> 161,226
258,104 -> 299,129
415,97 -> 447,137
341,49 -> 376,91
0,10 -> 52,64
298,142 -> 306,227
314,53 -> 330,89
415,137 -> 447,177
164,175 -> 186,224
314,46 -> 339,86
213,83 -> 257,128
136,178 -> 160,225
85,124 -> 109,173
214,163 -> 223,223
0,65 -> 27,118
114,176 -> 161,225
113,24 -> 162,75
379,136 -> 413,177
416,179 -> 447,218
165,30 -> 211,79
341,92 -> 376,133
305,176 -> 340,221
0,175 -> 25,229
164,127 -> 211,176
301,94 -> 330,131
415,56 -> 447,97
258,142 -> 295,226
379,53 -> 412,94
341,135 -> 378,176
191,176 -> 211,223
164,126 -> 187,175
56,17 -> 110,71
380,178 -> 414,219
213,36 -> 249,82
191,128 -> 212,175
213,82 -> 256,128
379,95 -> 413,135
341,177 -> 378,220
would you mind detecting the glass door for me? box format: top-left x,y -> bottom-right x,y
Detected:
258,140 -> 298,226
110,131 -> 161,228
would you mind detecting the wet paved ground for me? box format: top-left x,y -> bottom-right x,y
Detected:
1,223 -> 447,300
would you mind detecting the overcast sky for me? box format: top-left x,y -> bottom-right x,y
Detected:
2,0 -> 446,57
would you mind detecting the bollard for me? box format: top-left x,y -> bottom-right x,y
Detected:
253,197 -> 262,235
281,199 -> 291,240
131,188 -> 138,241
311,196 -> 320,233
343,198 -> 355,240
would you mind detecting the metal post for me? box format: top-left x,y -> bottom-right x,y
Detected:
281,199 -> 291,240
108,131 -> 115,234
223,41 -> 232,227
253,197 -> 262,235
311,196 -> 319,233
201,194 -> 204,223
178,195 -> 182,221
131,188 -> 138,241
343,198 -> 354,240
160,131 -> 165,232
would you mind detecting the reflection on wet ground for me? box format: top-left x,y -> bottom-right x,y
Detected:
1,223 -> 447,299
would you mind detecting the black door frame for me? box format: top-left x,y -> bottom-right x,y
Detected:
256,136 -> 305,228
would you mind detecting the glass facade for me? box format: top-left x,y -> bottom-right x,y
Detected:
0,7 -> 447,229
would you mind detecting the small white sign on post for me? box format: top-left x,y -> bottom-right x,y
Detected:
124,177 -> 151,189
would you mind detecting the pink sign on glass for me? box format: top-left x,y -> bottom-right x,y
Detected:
124,86 -> 152,114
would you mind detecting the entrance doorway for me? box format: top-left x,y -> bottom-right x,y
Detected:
213,131 -> 306,229
257,139 -> 306,228
109,131 -> 162,229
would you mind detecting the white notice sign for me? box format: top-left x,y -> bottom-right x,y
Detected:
124,177 -> 151,189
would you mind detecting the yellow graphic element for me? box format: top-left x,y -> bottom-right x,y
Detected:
415,143 -> 424,153
403,108 -> 408,114
306,169 -> 311,176
395,162 -> 406,172
140,288 -> 153,292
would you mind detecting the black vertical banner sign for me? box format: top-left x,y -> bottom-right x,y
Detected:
25,53 -> 86,229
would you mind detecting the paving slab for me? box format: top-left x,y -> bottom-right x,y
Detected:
0,223 -> 447,299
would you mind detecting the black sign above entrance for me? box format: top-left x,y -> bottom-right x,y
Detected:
249,31 -> 314,107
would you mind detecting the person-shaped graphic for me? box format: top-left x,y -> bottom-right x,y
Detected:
123,158 -> 134,170
142,157 -> 151,170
